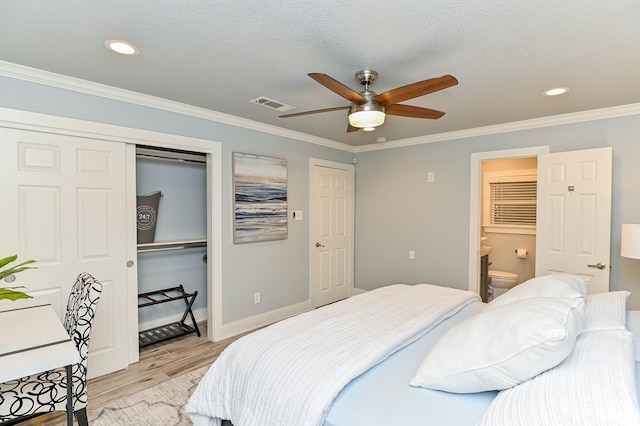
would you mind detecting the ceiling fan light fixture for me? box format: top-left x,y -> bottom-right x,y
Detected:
348,105 -> 385,129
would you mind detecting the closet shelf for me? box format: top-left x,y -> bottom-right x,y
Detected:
137,239 -> 206,253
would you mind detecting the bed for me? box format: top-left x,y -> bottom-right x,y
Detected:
186,275 -> 640,426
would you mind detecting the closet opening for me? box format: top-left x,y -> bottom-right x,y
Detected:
134,145 -> 208,348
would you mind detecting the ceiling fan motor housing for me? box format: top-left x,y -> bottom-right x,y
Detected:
349,90 -> 385,115
355,70 -> 378,87
351,71 -> 384,116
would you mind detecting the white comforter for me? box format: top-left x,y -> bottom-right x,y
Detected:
186,283 -> 479,426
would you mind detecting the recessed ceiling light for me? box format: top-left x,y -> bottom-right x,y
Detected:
543,87 -> 569,96
105,40 -> 139,56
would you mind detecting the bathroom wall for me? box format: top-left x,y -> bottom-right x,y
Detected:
484,233 -> 536,283
482,157 -> 537,283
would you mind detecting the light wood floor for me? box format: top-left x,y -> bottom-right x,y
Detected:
23,322 -> 243,425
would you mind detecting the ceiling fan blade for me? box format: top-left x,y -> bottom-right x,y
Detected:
385,104 -> 446,119
374,75 -> 458,106
347,123 -> 360,132
309,73 -> 367,103
280,106 -> 350,118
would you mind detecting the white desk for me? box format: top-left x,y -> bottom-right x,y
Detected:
0,301 -> 80,426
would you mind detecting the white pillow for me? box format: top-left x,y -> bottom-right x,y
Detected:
410,296 -> 585,393
478,329 -> 640,425
583,291 -> 629,332
488,274 -> 588,309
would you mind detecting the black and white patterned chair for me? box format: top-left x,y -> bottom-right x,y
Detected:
0,272 -> 103,425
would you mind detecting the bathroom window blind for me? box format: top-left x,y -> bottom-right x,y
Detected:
489,180 -> 537,225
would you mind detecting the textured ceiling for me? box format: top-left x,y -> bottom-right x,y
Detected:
1,1 -> 639,147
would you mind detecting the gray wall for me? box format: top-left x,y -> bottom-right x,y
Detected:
354,115 -> 640,309
484,233 -> 536,283
0,75 -> 353,325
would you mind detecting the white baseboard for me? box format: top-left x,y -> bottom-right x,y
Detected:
220,299 -> 313,340
140,295 -> 365,342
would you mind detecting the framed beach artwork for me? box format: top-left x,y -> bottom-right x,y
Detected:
233,152 -> 288,244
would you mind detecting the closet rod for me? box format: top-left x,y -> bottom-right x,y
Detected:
137,239 -> 207,253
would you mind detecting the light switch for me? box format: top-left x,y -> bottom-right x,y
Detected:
291,210 -> 303,221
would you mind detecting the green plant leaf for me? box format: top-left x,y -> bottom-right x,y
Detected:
0,254 -> 18,269
0,255 -> 37,281
0,287 -> 33,301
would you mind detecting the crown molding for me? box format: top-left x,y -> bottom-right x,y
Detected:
0,60 -> 354,153
355,102 -> 640,152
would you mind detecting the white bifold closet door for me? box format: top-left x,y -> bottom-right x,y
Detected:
0,128 -> 129,378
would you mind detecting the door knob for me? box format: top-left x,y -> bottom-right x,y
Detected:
587,262 -> 606,270
127,260 -> 135,268
315,242 -> 325,248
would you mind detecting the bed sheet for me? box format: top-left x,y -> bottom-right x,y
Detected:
324,301 -> 496,426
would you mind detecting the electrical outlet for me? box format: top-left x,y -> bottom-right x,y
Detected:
409,250 -> 415,260
254,292 -> 261,304
427,172 -> 435,183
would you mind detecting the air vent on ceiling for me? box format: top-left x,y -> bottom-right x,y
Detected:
250,96 -> 295,112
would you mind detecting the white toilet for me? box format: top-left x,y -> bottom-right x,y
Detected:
488,270 -> 519,300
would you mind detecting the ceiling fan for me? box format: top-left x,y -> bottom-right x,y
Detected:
280,70 -> 458,132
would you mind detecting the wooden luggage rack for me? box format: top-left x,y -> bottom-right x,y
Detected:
137,285 -> 201,347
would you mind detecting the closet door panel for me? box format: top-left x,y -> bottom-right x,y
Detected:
19,185 -> 61,263
19,142 -> 60,171
0,128 -> 129,379
77,188 -> 111,260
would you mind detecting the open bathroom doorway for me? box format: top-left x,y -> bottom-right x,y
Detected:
480,157 -> 538,301
467,146 -> 549,298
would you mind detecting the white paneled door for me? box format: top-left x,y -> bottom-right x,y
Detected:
310,160 -> 354,307
0,128 -> 129,378
535,147 -> 612,294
